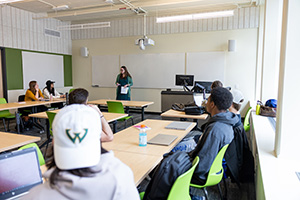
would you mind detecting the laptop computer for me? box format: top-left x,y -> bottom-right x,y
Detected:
147,134 -> 178,146
165,121 -> 193,130
0,147 -> 43,200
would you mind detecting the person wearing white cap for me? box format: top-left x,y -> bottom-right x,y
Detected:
22,104 -> 139,200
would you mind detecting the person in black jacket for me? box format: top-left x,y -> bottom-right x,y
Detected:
189,87 -> 239,185
225,89 -> 254,185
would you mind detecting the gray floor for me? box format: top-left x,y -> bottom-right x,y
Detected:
2,111 -> 255,200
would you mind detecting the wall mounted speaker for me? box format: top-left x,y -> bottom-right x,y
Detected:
80,47 -> 89,57
228,40 -> 236,52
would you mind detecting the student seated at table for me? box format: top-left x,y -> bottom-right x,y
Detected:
23,81 -> 48,125
69,88 -> 113,142
22,104 -> 139,200
42,80 -> 65,109
188,87 -> 239,199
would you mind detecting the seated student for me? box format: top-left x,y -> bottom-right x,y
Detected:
211,80 -> 223,90
225,89 -> 254,185
69,88 -> 113,142
24,80 -> 48,113
189,87 -> 239,197
43,80 -> 65,109
22,104 -> 139,200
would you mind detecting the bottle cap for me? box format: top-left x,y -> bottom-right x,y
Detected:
140,124 -> 146,128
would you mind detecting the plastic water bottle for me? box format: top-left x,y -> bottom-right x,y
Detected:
139,125 -> 147,147
256,100 -> 261,115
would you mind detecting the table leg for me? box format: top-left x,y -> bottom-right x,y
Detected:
15,111 -> 21,134
112,120 -> 117,133
141,107 -> 145,121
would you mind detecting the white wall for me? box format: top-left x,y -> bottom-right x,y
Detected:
0,5 -> 71,55
72,29 -> 258,116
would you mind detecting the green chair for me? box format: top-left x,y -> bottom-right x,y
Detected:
69,88 -> 75,93
0,98 -> 16,132
107,101 -> 134,128
18,143 -> 45,166
243,107 -> 252,132
190,144 -> 229,200
46,111 -> 57,136
140,156 -> 200,200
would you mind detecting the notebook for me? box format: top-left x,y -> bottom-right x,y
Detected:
0,147 -> 43,200
165,121 -> 193,130
147,134 -> 178,146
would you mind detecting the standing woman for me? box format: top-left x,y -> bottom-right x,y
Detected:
115,66 -> 133,100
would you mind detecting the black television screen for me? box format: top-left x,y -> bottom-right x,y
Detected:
194,81 -> 213,93
175,75 -> 194,86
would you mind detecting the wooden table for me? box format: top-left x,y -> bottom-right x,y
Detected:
0,132 -> 40,153
88,99 -> 154,121
0,99 -> 66,134
29,110 -> 128,133
103,119 -> 196,156
161,109 -> 208,120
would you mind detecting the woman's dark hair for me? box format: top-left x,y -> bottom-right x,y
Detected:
210,87 -> 233,111
29,81 -> 37,94
45,81 -> 55,95
211,80 -> 223,89
69,88 -> 89,105
46,146 -> 105,187
120,66 -> 132,79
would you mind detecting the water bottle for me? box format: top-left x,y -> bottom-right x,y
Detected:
256,100 -> 261,115
139,125 -> 147,147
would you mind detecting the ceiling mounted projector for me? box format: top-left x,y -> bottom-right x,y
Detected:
135,36 -> 155,50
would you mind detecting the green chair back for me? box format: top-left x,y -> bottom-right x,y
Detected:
140,157 -> 200,200
69,88 -> 75,93
190,144 -> 229,189
19,143 -> 45,166
243,107 -> 252,132
167,156 -> 200,200
0,98 -> 13,118
46,111 -> 57,136
107,101 -> 125,114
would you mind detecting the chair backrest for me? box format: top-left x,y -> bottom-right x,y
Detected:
107,101 -> 125,114
46,111 -> 57,136
203,144 -> 229,187
243,107 -> 252,132
18,143 -> 45,166
0,98 -> 11,117
167,156 -> 200,200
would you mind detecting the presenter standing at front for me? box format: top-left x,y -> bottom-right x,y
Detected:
115,66 -> 133,100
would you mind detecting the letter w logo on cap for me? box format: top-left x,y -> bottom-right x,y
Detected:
66,129 -> 88,143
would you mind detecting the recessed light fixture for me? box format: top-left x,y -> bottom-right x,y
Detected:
156,10 -> 234,23
0,0 -> 23,4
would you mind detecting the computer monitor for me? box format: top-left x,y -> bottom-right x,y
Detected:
175,75 -> 194,86
193,81 -> 213,93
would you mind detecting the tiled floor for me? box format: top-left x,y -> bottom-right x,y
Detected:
2,111 -> 255,200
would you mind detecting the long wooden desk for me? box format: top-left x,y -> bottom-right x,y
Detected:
103,119 -> 196,156
0,99 -> 66,134
0,132 -> 40,153
161,109 -> 208,120
88,99 -> 154,121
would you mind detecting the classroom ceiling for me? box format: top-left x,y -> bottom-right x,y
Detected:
8,0 -> 257,22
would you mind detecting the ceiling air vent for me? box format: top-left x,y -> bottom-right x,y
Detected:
44,28 -> 61,38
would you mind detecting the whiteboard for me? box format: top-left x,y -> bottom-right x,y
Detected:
120,53 -> 185,88
186,52 -> 225,82
92,55 -> 119,87
22,51 -> 64,89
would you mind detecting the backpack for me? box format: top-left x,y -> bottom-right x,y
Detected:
143,151 -> 193,200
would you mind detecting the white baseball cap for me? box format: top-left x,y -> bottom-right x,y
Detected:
52,104 -> 102,170
231,89 -> 244,105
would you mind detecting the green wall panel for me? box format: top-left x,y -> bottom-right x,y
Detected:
5,48 -> 72,90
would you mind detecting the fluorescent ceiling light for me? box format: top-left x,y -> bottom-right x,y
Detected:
0,0 -> 23,4
57,22 -> 111,31
156,10 -> 234,23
